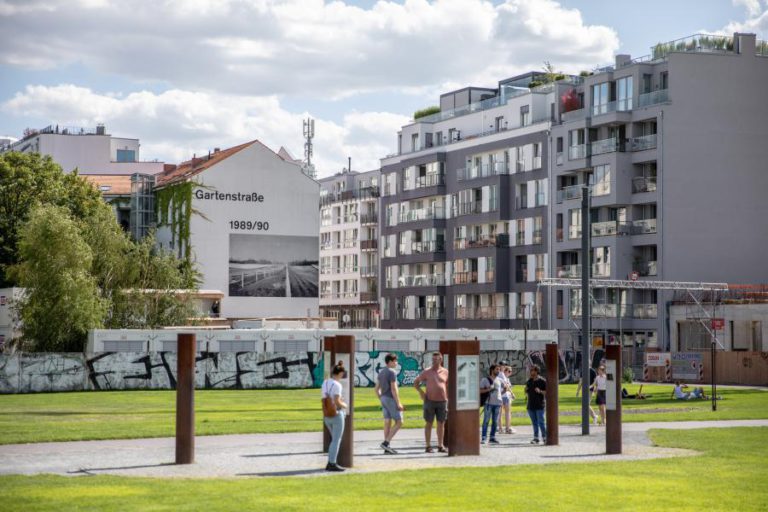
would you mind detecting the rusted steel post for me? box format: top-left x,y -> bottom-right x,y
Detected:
175,333 -> 196,464
606,344 -> 622,454
545,343 -> 559,446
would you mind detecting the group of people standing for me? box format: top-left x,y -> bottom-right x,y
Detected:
321,352 -> 550,471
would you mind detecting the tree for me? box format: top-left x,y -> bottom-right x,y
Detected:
0,152 -> 105,287
9,205 -> 108,352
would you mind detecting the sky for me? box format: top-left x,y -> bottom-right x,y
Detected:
0,0 -> 765,178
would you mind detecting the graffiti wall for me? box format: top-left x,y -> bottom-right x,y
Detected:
0,350 -> 588,394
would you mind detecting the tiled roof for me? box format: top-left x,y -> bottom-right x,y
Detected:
156,140 -> 263,187
82,174 -> 133,195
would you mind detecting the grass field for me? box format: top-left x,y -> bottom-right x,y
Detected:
0,427 -> 766,511
0,383 -> 766,445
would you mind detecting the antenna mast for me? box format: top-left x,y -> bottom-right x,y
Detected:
302,117 -> 316,179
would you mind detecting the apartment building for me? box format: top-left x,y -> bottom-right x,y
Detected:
319,169 -> 381,328
379,72 -> 558,329
549,33 -> 768,363
0,124 -> 164,175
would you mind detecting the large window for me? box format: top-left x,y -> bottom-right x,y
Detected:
591,82 -> 610,115
116,149 -> 136,162
617,76 -> 633,111
589,164 -> 611,196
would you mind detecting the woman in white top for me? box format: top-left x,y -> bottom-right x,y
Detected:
595,365 -> 607,426
322,362 -> 348,472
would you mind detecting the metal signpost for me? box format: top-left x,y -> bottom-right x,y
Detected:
175,333 -> 196,464
440,340 -> 480,456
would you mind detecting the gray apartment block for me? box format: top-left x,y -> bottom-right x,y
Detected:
318,169 -> 381,328
549,33 -> 768,363
379,73 -> 557,329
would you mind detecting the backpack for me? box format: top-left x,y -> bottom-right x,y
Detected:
322,381 -> 338,418
480,377 -> 493,406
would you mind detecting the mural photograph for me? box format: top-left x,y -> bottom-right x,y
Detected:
229,234 -> 319,298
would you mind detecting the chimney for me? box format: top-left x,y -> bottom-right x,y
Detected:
96,124 -> 106,135
214,147 -> 220,153
615,54 -> 631,68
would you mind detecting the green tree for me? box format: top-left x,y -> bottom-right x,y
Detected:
0,152 -> 104,286
9,205 -> 108,352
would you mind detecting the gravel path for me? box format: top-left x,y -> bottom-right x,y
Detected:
1,419 -> 765,479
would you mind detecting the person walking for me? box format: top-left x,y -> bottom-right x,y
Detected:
595,365 -> 607,426
375,353 -> 404,454
480,364 -> 502,444
499,362 -> 516,434
322,362 -> 348,472
414,352 -> 449,453
524,365 -> 547,444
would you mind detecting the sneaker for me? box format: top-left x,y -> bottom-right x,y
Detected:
326,463 -> 345,472
489,438 -> 500,444
379,441 -> 389,451
481,439 -> 487,445
530,438 -> 540,444
437,446 -> 448,453
383,445 -> 398,455
507,428 -> 516,434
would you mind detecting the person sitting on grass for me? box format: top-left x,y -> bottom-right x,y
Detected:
622,385 -> 647,400
673,381 -> 708,400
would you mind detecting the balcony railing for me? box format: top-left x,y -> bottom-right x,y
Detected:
533,156 -> 542,169
457,161 -> 511,181
591,220 -> 620,237
632,303 -> 658,318
360,212 -> 378,224
629,218 -> 657,235
320,186 -> 380,206
411,239 -> 445,253
454,306 -> 509,320
571,303 -> 658,319
592,99 -> 632,117
320,265 -> 358,274
399,206 -> 446,223
557,184 -> 584,203
360,239 -> 378,250
360,266 -> 378,277
455,201 -> 483,216
629,134 -> 657,151
592,262 -> 610,277
556,263 -> 610,278
397,274 -> 446,287
555,152 -> 564,165
632,176 -> 657,193
405,174 -> 445,190
452,271 -> 479,285
398,307 -> 445,320
638,89 -> 669,107
568,144 -> 589,160
454,233 -> 508,250
561,108 -> 585,122
633,260 -> 658,277
532,229 -> 543,245
590,137 -> 623,156
342,239 -> 358,248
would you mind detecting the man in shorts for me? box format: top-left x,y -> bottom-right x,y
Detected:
414,352 -> 449,453
375,353 -> 404,454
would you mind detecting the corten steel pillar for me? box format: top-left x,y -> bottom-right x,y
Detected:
441,340 -> 480,456
322,336 -> 336,454
175,333 -> 196,464
581,185 -> 592,436
334,335 -> 355,468
605,344 -> 622,454
545,343 -> 559,446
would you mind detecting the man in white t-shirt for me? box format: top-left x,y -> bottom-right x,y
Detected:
480,364 -> 503,444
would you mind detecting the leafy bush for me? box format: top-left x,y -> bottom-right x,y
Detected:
413,106 -> 440,119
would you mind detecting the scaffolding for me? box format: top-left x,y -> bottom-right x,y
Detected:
130,173 -> 155,241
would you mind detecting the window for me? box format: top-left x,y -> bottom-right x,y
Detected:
589,164 -> 611,196
642,74 -> 652,93
660,72 -> 668,90
520,105 -> 530,126
591,82 -> 610,115
616,76 -> 633,111
411,134 -> 418,152
116,149 -> 136,162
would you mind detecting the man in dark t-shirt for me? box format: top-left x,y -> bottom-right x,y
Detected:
524,365 -> 547,444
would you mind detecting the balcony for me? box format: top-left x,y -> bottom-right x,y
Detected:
629,134 -> 657,152
453,271 -> 479,285
411,239 -> 445,253
590,137 -> 623,156
568,144 -> 589,160
557,184 -> 584,203
591,220 -> 620,237
361,239 -> 378,250
633,260 -> 658,277
398,206 -> 446,223
632,176 -> 657,193
398,307 -> 445,320
592,99 -> 632,117
320,265 -> 358,275
360,292 -> 377,303
455,201 -> 483,216
632,303 -> 658,319
320,186 -> 380,206
571,303 -> 658,319
533,156 -> 542,169
638,89 -> 669,107
556,263 -> 610,278
629,219 -> 657,235
455,306 -> 509,320
360,266 -> 378,277
342,239 -> 358,249
341,214 -> 358,223
454,233 -> 507,250
561,108 -> 585,122
457,162 -> 510,181
405,174 -> 445,190
360,212 -> 378,224
397,274 -> 446,287
532,229 -> 543,245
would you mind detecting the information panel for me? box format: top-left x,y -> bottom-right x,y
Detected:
455,355 -> 480,411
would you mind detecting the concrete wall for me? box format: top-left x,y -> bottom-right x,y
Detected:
0,349 -> 586,393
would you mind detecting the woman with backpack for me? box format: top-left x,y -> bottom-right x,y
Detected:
322,362 -> 349,472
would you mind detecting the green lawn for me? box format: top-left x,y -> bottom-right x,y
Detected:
0,384 -> 765,445
0,427 -> 766,511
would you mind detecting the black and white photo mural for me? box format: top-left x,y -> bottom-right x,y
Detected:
229,234 -> 319,298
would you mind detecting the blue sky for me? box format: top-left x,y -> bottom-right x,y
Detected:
0,0 -> 764,176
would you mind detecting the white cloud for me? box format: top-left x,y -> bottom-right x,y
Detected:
1,84 -> 408,177
733,0 -> 763,18
723,0 -> 768,34
0,0 -> 619,97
